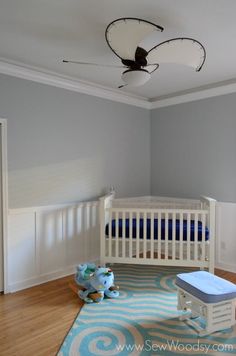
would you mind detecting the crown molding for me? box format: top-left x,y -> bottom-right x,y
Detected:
0,59 -> 151,109
1,58 -> 236,111
150,79 -> 236,109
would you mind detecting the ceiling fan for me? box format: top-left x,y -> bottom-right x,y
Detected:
63,17 -> 206,88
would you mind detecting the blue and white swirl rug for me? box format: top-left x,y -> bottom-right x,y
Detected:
58,264 -> 236,355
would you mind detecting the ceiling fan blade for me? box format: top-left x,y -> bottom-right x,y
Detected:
62,60 -> 124,68
105,18 -> 163,61
146,38 -> 206,71
145,64 -> 159,74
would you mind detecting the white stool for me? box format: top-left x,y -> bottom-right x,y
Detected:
176,271 -> 236,336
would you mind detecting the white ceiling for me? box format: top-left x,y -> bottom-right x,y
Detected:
1,0 -> 236,100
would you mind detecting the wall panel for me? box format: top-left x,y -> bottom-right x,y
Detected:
7,201 -> 100,292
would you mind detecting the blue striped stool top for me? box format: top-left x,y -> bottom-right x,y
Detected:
176,271 -> 236,303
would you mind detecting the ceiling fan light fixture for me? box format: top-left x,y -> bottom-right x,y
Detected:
122,69 -> 151,86
62,17 -> 206,89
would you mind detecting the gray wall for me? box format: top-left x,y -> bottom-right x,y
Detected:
2,72 -> 235,207
151,94 -> 236,202
0,74 -> 150,208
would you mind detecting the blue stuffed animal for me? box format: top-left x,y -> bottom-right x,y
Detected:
75,263 -> 119,303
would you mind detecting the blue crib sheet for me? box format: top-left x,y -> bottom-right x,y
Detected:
105,218 -> 209,241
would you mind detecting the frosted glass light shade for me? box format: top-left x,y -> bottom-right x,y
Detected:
122,69 -> 151,86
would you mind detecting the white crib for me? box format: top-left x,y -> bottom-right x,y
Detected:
100,192 -> 216,273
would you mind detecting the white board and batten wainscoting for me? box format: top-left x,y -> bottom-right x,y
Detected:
216,202 -> 236,274
8,201 -> 100,292
6,198 -> 236,292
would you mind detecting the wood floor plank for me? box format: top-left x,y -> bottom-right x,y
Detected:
0,275 -> 83,356
0,269 -> 235,356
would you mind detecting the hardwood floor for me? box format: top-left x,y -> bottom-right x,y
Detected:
0,275 -> 83,356
215,268 -> 236,284
0,268 -> 235,356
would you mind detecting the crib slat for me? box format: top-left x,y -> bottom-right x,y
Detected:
108,212 -> 112,257
172,212 -> 176,260
129,212 -> 132,258
201,213 -> 206,262
122,211 -> 125,258
194,213 -> 198,261
136,212 -> 140,259
158,212 -> 161,259
179,212 -> 183,260
115,211 -> 119,257
150,212 -> 154,259
143,212 -> 147,259
165,212 -> 168,259
187,213 -> 191,261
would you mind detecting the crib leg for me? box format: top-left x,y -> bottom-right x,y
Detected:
208,259 -> 215,274
208,266 -> 214,274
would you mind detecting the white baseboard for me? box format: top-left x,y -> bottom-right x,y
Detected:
7,259 -> 99,293
6,259 -> 235,293
215,262 -> 236,274
7,266 -> 76,293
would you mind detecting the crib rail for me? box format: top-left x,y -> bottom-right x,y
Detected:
100,193 -> 216,272
108,207 -> 207,214
105,207 -> 209,266
113,200 -> 201,210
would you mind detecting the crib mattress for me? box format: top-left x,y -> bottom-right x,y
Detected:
105,218 -> 209,241
176,271 -> 236,303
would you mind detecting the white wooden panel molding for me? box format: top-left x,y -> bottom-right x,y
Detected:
7,198 -> 236,292
8,212 -> 37,286
0,59 -> 150,109
7,201 -> 100,292
215,202 -> 236,273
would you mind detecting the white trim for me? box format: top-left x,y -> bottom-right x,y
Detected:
151,79 -> 236,109
0,119 -> 8,293
0,59 -> 150,109
8,200 -> 99,215
217,261 -> 236,274
8,266 -> 76,293
215,202 -> 236,274
215,262 -> 236,274
7,201 -> 100,292
7,259 -> 99,293
2,59 -> 236,110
